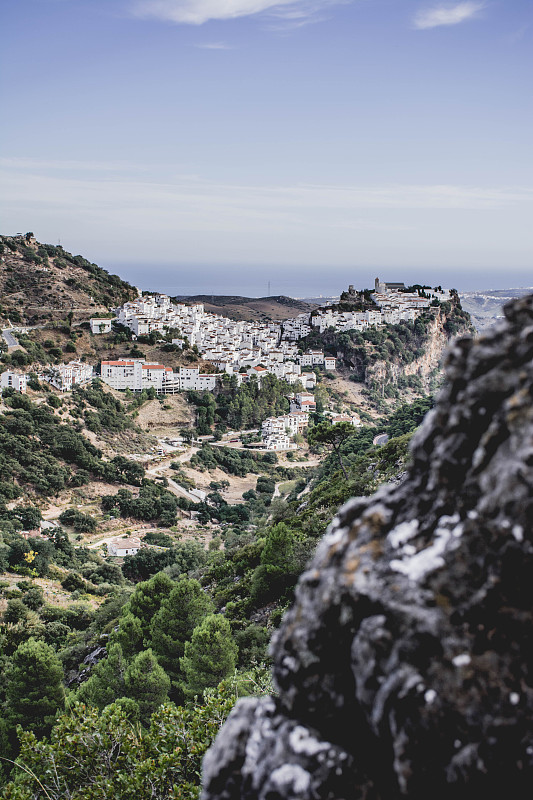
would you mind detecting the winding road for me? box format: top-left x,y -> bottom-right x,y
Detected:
2,329 -> 19,347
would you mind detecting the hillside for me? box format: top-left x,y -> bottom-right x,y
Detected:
0,234 -> 138,327
172,294 -> 318,322
0,392 -> 426,798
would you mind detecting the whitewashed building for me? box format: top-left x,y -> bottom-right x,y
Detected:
44,361 -> 93,392
295,392 -> 317,413
264,433 -> 297,451
100,359 -> 173,393
100,360 -> 220,394
90,318 -> 113,335
1,371 -> 27,393
108,537 -> 142,557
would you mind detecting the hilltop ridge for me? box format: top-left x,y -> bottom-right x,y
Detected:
172,293 -> 318,322
0,233 -> 138,327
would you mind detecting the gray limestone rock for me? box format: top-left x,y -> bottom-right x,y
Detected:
202,295 -> 533,799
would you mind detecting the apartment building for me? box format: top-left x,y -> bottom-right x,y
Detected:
100,360 -> 219,393
100,360 -> 172,392
263,433 -> 297,451
294,392 -> 317,413
0,371 -> 27,393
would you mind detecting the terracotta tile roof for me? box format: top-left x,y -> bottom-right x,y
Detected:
102,360 -> 135,366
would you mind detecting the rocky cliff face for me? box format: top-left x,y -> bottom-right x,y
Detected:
201,295 -> 533,800
366,309 -> 449,391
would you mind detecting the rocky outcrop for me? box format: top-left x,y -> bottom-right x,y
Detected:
201,295 -> 533,799
366,307 -> 453,393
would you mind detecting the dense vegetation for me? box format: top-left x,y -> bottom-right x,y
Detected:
101,481 -> 182,529
1,670 -> 271,800
187,373 -> 301,434
189,444 -> 277,476
0,393 -> 144,504
0,411 -> 420,797
74,384 -> 135,433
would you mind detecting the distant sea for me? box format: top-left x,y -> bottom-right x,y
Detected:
105,262 -> 533,299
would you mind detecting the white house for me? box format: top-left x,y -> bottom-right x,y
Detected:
108,537 -> 142,557
301,372 -> 317,389
331,413 -> 362,427
295,392 -> 317,413
177,367 -> 219,391
90,318 -> 113,335
1,371 -> 27,393
264,433 -> 297,451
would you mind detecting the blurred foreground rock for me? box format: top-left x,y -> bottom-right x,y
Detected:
202,296 -> 533,799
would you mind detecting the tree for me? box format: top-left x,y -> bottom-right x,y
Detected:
149,578 -> 214,696
20,585 -> 44,611
180,615 -> 237,699
5,638 -> 64,740
250,522 -> 297,606
126,572 -> 174,645
3,599 -> 31,625
11,506 -> 41,531
75,643 -> 127,710
0,682 -> 240,800
110,611 -> 144,659
124,649 -> 170,724
59,508 -> 97,533
308,421 -> 355,479
260,522 -> 295,572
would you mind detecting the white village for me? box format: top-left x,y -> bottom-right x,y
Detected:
2,279 -> 450,450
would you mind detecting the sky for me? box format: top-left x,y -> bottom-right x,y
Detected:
1,0 -> 532,296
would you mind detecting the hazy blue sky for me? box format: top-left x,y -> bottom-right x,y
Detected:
1,0 -> 532,295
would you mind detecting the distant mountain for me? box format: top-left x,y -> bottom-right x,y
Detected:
171,293 -> 318,322
459,288 -> 533,331
0,233 -> 138,326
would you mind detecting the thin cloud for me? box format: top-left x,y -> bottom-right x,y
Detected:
413,2 -> 486,30
2,162 -> 531,269
194,41 -> 233,49
131,0 -> 349,26
1,160 -> 529,212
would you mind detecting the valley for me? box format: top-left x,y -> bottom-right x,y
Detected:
0,235 -> 475,797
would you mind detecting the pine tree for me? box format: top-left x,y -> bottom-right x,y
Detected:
75,643 -> 127,710
110,610 -> 144,658
5,638 -> 64,738
126,571 -> 174,645
180,615 -> 237,699
149,577 -> 214,697
124,649 -> 170,724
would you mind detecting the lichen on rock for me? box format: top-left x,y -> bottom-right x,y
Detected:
201,295 -> 533,800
